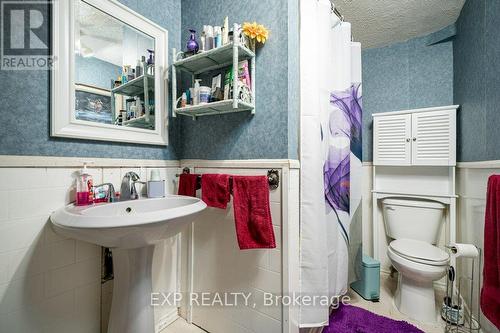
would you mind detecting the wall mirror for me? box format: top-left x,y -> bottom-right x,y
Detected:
52,0 -> 168,145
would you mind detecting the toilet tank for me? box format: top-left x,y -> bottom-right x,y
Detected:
381,197 -> 446,244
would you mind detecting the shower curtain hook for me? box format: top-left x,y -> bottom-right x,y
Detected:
329,0 -> 344,22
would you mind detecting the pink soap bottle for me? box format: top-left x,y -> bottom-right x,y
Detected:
76,163 -> 94,206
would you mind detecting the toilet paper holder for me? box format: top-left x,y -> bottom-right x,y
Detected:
444,244 -> 482,333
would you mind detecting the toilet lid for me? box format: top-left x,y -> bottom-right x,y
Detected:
389,239 -> 449,265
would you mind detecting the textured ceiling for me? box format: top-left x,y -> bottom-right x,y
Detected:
334,0 -> 466,49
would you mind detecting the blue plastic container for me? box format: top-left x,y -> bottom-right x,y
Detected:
350,254 -> 380,301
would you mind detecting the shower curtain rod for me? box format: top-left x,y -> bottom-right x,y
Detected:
329,0 -> 344,21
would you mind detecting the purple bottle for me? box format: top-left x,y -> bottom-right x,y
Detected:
186,29 -> 199,54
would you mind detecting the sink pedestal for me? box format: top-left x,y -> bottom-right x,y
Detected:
108,245 -> 155,333
50,196 -> 207,333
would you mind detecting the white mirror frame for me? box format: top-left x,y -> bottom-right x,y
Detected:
52,0 -> 168,146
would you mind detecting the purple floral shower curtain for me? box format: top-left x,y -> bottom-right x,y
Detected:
299,0 -> 362,326
324,83 -> 362,245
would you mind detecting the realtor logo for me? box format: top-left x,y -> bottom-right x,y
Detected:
1,1 -> 53,70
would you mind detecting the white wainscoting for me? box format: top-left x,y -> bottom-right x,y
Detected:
177,162 -> 300,333
455,164 -> 500,333
0,159 -> 181,333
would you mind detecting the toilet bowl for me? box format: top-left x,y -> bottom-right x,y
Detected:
381,198 -> 449,323
388,238 -> 449,322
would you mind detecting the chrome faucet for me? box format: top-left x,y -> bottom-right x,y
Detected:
93,183 -> 117,202
120,172 -> 144,201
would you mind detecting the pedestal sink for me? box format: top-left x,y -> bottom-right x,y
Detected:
50,196 -> 206,333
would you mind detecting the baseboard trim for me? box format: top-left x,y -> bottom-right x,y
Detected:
457,160 -> 500,169
0,155 -> 180,168
180,159 -> 300,169
363,160 -> 500,169
155,308 -> 179,333
0,155 -> 302,169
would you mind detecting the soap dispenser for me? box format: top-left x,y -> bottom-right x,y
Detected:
76,163 -> 94,206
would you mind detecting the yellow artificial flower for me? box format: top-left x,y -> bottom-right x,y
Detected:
243,21 -> 269,44
256,24 -> 269,43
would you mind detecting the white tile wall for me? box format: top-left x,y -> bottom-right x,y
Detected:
0,165 -> 179,333
189,167 -> 284,333
0,167 -> 100,333
456,166 -> 500,333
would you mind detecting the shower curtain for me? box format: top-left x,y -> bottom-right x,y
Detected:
299,0 -> 363,327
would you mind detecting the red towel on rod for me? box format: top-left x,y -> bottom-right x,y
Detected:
232,176 -> 275,250
178,173 -> 199,197
201,174 -> 231,209
481,175 -> 500,329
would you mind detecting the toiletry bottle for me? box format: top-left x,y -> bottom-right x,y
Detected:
214,26 -> 221,48
76,163 -> 93,206
223,17 -> 229,45
136,59 -> 142,77
147,49 -> 155,75
141,56 -> 146,76
186,29 -> 199,54
121,67 -> 128,84
193,79 -> 201,105
129,104 -> 136,119
206,25 -> 214,50
200,31 -> 206,52
186,89 -> 191,105
181,92 -> 187,107
136,97 -> 142,116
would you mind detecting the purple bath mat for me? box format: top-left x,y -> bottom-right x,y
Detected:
322,304 -> 424,333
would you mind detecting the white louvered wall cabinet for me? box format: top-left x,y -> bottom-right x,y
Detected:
373,106 -> 458,166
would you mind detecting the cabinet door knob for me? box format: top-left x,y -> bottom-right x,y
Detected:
406,138 -> 410,142
413,137 -> 417,142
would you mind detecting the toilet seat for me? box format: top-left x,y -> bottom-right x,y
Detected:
389,239 -> 449,266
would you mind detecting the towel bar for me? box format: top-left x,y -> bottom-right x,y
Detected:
175,167 -> 280,190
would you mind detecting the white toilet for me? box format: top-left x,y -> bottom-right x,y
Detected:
381,197 -> 450,323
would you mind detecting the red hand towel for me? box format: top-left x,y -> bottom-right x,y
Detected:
178,173 -> 199,197
201,174 -> 231,209
481,175 -> 500,329
232,176 -> 275,250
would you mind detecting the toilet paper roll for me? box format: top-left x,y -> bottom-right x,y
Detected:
449,243 -> 479,258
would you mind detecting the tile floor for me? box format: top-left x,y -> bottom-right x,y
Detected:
347,272 -> 446,333
160,272 -> 447,333
160,318 -> 206,333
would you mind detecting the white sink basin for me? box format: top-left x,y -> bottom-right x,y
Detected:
50,195 -> 206,333
51,196 -> 206,249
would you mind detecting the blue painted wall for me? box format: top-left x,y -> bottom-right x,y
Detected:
75,56 -> 121,90
178,0 -> 299,160
454,0 -> 500,161
0,0 -> 181,160
0,0 -> 299,160
362,28 -> 454,161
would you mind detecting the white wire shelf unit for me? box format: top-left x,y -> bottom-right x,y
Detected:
172,23 -> 255,119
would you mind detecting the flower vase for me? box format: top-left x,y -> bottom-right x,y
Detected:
247,38 -> 256,52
